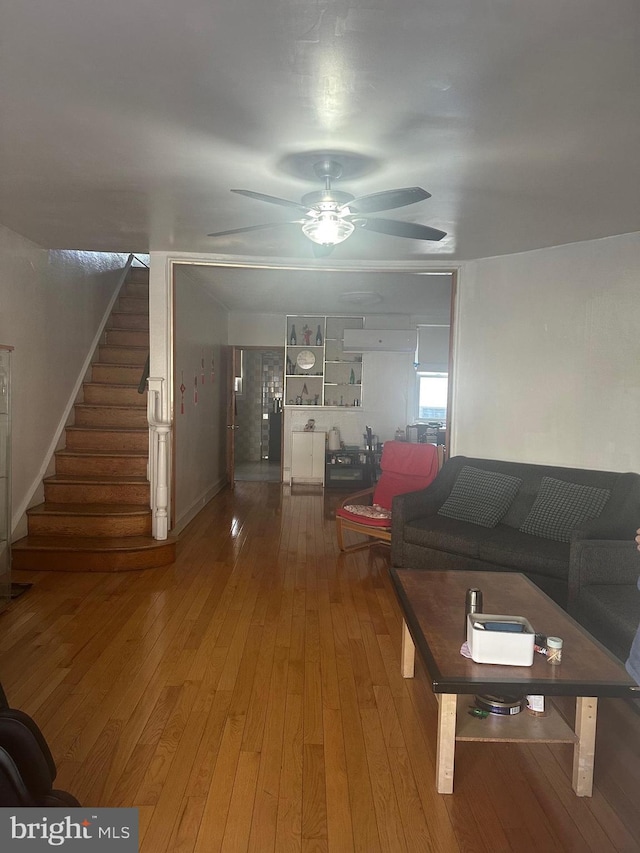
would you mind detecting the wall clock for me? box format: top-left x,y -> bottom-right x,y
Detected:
296,350 -> 316,371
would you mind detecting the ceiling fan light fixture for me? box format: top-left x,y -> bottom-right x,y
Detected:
301,211 -> 355,246
208,161 -> 446,251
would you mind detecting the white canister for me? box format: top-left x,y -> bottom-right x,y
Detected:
328,427 -> 341,451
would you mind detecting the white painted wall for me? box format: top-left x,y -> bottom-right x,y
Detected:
229,313 -> 282,346
451,231 -> 640,472
173,268 -> 228,531
0,225 -> 128,535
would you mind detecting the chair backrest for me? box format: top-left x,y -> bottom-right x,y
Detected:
373,441 -> 440,510
0,682 -> 81,807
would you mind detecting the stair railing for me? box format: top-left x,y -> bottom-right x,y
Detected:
147,377 -> 171,540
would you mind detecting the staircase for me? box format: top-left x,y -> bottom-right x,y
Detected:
12,267 -> 176,572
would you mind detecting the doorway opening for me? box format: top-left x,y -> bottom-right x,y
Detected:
234,347 -> 284,482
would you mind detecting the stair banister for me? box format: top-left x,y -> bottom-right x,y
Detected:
147,377 -> 171,540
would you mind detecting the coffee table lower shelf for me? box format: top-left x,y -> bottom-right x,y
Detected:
402,620 -> 597,796
455,695 -> 578,744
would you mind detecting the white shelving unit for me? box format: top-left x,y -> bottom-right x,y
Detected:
285,316 -> 363,409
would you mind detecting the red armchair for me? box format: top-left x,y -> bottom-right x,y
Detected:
335,441 -> 442,552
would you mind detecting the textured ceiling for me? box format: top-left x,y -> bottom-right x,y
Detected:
1,1 -> 639,263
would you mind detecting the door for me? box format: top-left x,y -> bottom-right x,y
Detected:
231,346 -> 285,483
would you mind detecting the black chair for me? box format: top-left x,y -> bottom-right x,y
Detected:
0,682 -> 80,806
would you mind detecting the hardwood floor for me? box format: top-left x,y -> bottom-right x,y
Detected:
2,482 -> 639,852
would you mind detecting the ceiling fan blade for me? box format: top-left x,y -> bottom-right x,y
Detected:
344,187 -> 431,214
356,217 -> 447,241
207,221 -> 301,237
231,189 -> 310,214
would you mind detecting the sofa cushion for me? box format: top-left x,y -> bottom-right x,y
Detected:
519,477 -> 611,542
437,466 -> 522,528
336,504 -> 392,528
342,504 -> 391,520
403,515 -> 497,559
477,526 -> 570,579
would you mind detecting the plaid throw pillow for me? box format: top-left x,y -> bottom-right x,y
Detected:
520,477 -> 610,542
438,466 -> 522,528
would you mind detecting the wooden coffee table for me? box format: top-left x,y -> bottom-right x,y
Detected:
390,569 -> 639,796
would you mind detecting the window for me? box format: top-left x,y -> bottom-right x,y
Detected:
417,372 -> 447,421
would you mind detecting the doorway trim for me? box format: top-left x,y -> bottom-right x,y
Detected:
149,252 -> 461,533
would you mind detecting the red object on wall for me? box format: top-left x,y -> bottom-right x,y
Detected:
180,372 -> 186,415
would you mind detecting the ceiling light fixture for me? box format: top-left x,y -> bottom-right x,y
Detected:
208,157 -> 446,252
301,207 -> 355,246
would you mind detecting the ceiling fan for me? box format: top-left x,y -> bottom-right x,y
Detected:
207,159 -> 446,255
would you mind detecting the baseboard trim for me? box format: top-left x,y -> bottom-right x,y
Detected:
172,478 -> 227,535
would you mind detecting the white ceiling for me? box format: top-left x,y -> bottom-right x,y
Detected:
178,265 -> 453,317
1,1 -> 639,264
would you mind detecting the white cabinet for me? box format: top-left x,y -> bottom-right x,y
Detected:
291,431 -> 326,484
0,345 -> 12,613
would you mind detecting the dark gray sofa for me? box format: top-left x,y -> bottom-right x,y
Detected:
568,539 -> 640,662
391,455 -> 640,661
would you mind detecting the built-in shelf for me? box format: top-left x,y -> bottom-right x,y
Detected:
285,316 -> 364,408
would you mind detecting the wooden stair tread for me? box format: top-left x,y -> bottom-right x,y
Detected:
12,534 -> 175,553
81,384 -> 146,401
27,503 -> 151,516
88,382 -> 145,389
44,474 -> 149,485
76,403 -> 146,410
107,326 -> 149,332
99,343 -> 148,350
94,361 -> 147,367
56,449 -> 148,457
66,425 -> 148,433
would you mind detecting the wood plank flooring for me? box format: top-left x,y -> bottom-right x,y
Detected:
2,482 -> 639,852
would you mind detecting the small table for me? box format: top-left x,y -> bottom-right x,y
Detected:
390,569 -> 638,796
325,449 -> 372,489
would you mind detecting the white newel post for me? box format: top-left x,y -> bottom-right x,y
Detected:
147,377 -> 171,540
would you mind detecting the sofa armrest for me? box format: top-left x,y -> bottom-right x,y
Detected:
390,487 -> 446,568
573,515 -> 639,542
389,455 -> 470,567
572,472 -> 640,541
568,538 -> 640,611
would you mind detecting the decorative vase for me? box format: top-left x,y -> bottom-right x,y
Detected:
290,324 -> 297,345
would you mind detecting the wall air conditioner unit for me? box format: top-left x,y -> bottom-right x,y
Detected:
343,329 -> 417,353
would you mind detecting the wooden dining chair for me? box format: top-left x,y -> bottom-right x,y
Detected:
335,441 -> 442,552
